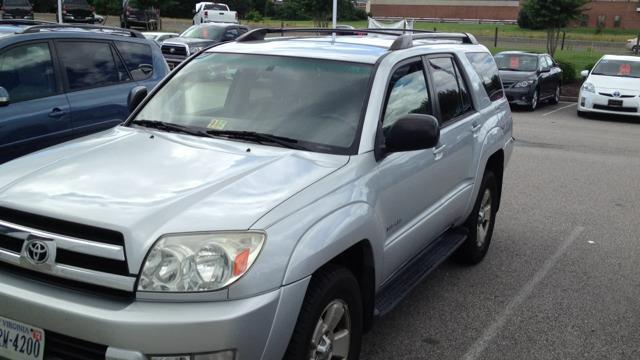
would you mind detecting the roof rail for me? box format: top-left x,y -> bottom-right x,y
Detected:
21,24 -> 145,38
235,27 -> 478,50
0,19 -> 56,26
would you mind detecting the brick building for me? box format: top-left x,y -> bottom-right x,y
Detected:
369,0 -> 640,29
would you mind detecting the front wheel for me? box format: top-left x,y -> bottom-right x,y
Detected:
527,90 -> 538,111
453,170 -> 498,265
284,265 -> 363,360
550,84 -> 560,104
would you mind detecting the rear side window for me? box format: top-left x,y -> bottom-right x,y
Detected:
465,52 -> 504,102
115,41 -> 154,81
57,41 -> 130,90
427,57 -> 472,124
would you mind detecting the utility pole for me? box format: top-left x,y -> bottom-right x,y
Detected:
57,0 -> 63,23
332,0 -> 337,42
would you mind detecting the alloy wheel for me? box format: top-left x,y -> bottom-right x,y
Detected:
308,299 -> 351,360
476,188 -> 492,247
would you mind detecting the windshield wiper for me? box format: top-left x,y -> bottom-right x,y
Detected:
131,119 -> 206,137
205,129 -> 308,150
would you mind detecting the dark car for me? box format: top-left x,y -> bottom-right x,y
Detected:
57,0 -> 95,24
495,51 -> 562,111
121,0 -> 159,30
0,23 -> 169,163
1,0 -> 33,20
161,23 -> 248,69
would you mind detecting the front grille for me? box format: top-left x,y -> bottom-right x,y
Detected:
598,92 -> 635,98
45,331 -> 107,360
593,104 -> 638,113
0,207 -> 136,294
162,43 -> 188,57
502,80 -> 515,87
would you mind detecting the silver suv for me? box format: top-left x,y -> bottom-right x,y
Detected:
0,29 -> 513,360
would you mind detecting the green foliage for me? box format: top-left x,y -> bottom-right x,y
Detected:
556,59 -> 576,83
517,8 -> 543,30
583,62 -> 596,71
244,9 -> 263,22
521,0 -> 589,56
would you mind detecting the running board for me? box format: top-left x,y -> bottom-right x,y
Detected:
374,228 -> 468,316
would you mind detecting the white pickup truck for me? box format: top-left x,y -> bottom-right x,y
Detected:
192,2 -> 238,24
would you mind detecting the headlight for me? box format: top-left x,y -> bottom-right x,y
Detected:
190,46 -> 204,53
582,82 -> 595,93
514,80 -> 534,88
138,232 -> 265,292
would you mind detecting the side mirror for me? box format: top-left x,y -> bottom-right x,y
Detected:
580,70 -> 590,78
384,114 -> 440,153
127,86 -> 148,113
0,87 -> 9,107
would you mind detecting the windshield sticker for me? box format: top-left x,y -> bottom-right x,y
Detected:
619,63 -> 631,75
208,118 -> 228,130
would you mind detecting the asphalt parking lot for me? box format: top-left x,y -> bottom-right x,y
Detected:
362,102 -> 640,359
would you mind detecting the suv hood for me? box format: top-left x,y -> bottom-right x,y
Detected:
0,126 -> 347,253
587,74 -> 640,92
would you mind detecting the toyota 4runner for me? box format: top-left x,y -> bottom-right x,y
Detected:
0,28 -> 513,360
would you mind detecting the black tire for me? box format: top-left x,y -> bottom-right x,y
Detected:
527,89 -> 538,111
284,265 -> 363,360
453,170 -> 498,265
550,84 -> 560,105
577,109 -> 587,118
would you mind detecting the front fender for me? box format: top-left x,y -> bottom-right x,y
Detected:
282,202 -> 385,287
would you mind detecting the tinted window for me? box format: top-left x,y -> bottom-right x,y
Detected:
428,57 -> 471,123
224,28 -> 239,40
546,56 -> 556,67
592,59 -> 640,78
57,42 -> 128,90
382,61 -> 431,130
63,0 -> 88,4
115,41 -> 153,81
204,4 -> 227,10
0,43 -> 56,102
181,25 -> 225,41
466,52 -> 504,102
3,0 -> 30,6
494,53 -> 538,72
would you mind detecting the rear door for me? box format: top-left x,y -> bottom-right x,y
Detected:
55,40 -> 133,138
0,41 -> 71,162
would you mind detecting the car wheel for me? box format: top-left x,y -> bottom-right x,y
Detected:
577,109 -> 587,118
550,84 -> 560,104
527,90 -> 538,111
633,45 -> 639,53
284,265 -> 363,360
453,170 -> 498,265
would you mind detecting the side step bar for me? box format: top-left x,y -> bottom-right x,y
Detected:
374,227 -> 468,316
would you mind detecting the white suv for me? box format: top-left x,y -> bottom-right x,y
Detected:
579,55 -> 640,118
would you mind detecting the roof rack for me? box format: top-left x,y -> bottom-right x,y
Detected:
0,19 -> 56,26
235,28 -> 478,50
20,24 -> 145,38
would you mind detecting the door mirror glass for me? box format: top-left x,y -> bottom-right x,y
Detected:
128,85 -> 148,113
385,114 -> 440,153
580,69 -> 590,78
0,87 -> 9,106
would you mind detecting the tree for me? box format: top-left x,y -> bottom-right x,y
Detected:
521,0 -> 589,56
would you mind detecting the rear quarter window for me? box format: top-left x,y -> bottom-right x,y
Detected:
465,52 -> 504,102
115,41 -> 154,81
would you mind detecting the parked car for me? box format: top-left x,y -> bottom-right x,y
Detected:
625,38 -> 638,52
192,2 -> 237,24
494,51 -> 562,111
162,22 -> 248,69
578,54 -> 640,118
121,0 -> 159,30
0,29 -> 512,359
56,0 -> 96,23
0,0 -> 33,20
143,31 -> 178,45
0,23 -> 169,163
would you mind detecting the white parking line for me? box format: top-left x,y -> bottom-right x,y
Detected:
461,226 -> 585,360
543,103 -> 577,117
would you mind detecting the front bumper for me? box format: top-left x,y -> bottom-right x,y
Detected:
63,15 -> 95,23
504,87 -> 534,106
578,90 -> 640,117
0,268 -> 308,359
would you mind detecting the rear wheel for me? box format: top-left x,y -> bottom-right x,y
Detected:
454,170 -> 498,265
284,265 -> 363,360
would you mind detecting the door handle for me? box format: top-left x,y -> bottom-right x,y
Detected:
471,122 -> 482,133
433,144 -> 446,160
48,108 -> 66,118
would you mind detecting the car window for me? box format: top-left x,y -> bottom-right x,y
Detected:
3,0 -> 30,6
0,42 -> 56,103
465,52 -> 504,102
428,57 -> 472,124
382,61 -> 432,131
115,41 -> 153,81
181,25 -> 225,41
545,56 -> 555,67
224,28 -> 239,39
57,41 -> 129,91
592,59 -> 640,78
495,53 -> 538,72
204,4 -> 227,10
540,56 -> 550,70
239,27 -> 248,35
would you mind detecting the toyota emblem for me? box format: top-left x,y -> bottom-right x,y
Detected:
25,240 -> 49,264
170,47 -> 175,54
613,91 -> 621,98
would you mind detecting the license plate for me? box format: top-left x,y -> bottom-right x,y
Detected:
608,99 -> 623,107
0,316 -> 44,360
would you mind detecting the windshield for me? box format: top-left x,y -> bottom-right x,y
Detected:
3,0 -> 30,6
180,25 -> 225,40
592,59 -> 640,78
134,53 -> 373,153
495,54 -> 538,72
